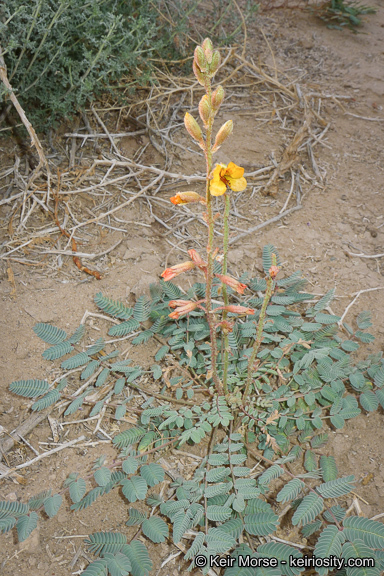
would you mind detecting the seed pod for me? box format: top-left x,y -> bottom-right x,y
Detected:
208,50 -> 221,76
211,85 -> 224,112
194,46 -> 207,72
184,112 -> 203,143
212,120 -> 233,152
193,60 -> 205,86
199,95 -> 211,126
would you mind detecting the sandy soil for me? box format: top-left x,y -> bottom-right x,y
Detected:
1,3 -> 383,574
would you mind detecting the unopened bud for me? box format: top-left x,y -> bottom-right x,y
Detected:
202,38 -> 213,55
194,46 -> 207,72
184,112 -> 203,143
211,85 -> 225,112
212,120 -> 233,152
208,50 -> 221,76
199,95 -> 211,126
269,265 -> 280,280
170,191 -> 206,205
193,60 -> 205,86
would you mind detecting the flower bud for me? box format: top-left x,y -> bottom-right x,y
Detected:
194,46 -> 207,72
223,305 -> 255,316
199,95 -> 211,126
193,60 -> 205,86
170,191 -> 206,205
268,265 -> 280,280
184,112 -> 203,143
161,261 -> 195,281
215,274 -> 247,295
188,248 -> 207,270
211,85 -> 225,112
208,50 -> 221,76
212,120 -> 233,152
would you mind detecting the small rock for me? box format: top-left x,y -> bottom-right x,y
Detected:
5,492 -> 18,501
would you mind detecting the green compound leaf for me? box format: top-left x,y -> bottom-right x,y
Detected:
343,516 -> 384,549
121,476 -> 148,503
133,296 -> 151,322
374,366 -> 384,388
85,531 -> 127,556
120,540 -> 152,576
276,479 -> 305,504
94,467 -> 112,487
113,427 -> 146,449
67,324 -> 86,345
122,457 -> 139,475
81,559 -> 108,576
44,494 -> 62,518
31,388 -> 61,411
206,527 -> 237,554
61,352 -> 90,370
42,340 -> 73,360
0,514 -> 17,534
292,493 -> 324,526
258,464 -> 284,486
301,520 -> 322,538
323,504 -> 346,524
244,512 -> 279,536
330,414 -> 345,429
184,532 -> 205,560
360,390 -> 379,412
94,293 -> 133,320
205,482 -> 232,498
9,379 -> 49,398
206,505 -> 232,522
0,501 -> 29,516
314,525 -> 345,576
104,552 -> 132,576
342,541 -> 380,576
69,478 -> 87,503
33,323 -> 67,344
140,463 -> 165,487
316,475 -> 355,499
16,512 -> 38,542
95,368 -> 110,387
71,487 -> 104,511
141,517 -> 168,543
81,360 -> 100,380
126,508 -> 147,527
256,541 -> 303,576
86,337 -> 106,356
320,455 -> 338,482
206,467 -> 230,483
220,518 -> 244,540
304,450 -> 317,472
108,319 -> 141,337
155,345 -> 169,362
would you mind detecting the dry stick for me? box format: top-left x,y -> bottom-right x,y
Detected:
0,407 -> 54,459
338,287 -> 384,328
0,46 -> 50,176
69,173 -> 163,233
229,203 -> 302,245
0,436 -> 86,479
346,251 -> 384,259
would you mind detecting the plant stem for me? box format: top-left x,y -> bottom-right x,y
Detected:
221,192 -> 231,395
243,276 -> 274,404
203,76 -> 223,395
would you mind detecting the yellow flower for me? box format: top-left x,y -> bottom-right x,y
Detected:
210,162 -> 247,196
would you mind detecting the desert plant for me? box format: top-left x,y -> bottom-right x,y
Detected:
2,37 -> 384,576
312,0 -> 376,31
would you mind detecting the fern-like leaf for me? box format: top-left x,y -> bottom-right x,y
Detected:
320,455 -> 338,482
108,319 -> 140,337
16,512 -> 38,542
31,388 -> 61,411
292,493 -> 324,526
314,525 -> 345,576
42,341 -> 73,360
33,323 -> 67,344
85,531 -> 127,556
120,540 -> 152,576
113,427 -> 146,449
141,517 -> 168,543
94,293 -> 133,320
104,552 -> 131,576
9,379 -> 49,398
244,512 -> 279,536
276,478 -> 305,504
343,516 -> 384,549
316,475 -> 355,499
